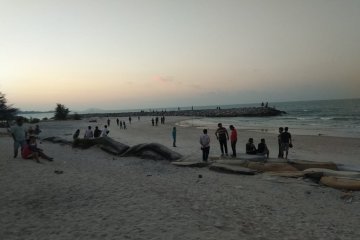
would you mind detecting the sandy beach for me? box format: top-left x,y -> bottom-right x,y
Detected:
1,116 -> 360,240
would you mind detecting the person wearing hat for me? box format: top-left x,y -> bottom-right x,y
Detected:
246,138 -> 257,155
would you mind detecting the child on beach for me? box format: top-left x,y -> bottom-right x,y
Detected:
22,136 -> 53,163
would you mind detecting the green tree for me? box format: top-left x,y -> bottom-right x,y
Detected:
0,92 -> 18,121
54,103 -> 69,120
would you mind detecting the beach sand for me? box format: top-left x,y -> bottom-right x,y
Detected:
1,116 -> 360,239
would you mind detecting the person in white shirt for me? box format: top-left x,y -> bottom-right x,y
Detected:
84,126 -> 94,139
101,125 -> 109,137
200,129 -> 210,162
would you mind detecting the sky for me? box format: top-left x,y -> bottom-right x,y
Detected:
1,0 -> 359,111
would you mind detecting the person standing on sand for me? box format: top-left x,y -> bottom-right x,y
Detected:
229,125 -> 237,157
278,127 -> 284,158
200,129 -> 210,162
280,127 -> 292,160
172,127 -> 177,147
215,123 -> 229,156
107,118 -> 110,126
10,117 -> 27,158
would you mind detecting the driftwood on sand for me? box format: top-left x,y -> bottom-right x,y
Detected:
44,136 -> 183,161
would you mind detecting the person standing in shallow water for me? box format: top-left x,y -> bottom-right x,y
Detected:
172,127 -> 177,147
278,127 -> 284,158
229,125 -> 237,157
280,127 -> 292,160
200,129 -> 210,162
215,123 -> 229,156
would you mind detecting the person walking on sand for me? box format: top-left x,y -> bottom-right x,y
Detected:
200,129 -> 210,162
215,123 -> 229,156
172,127 -> 177,147
278,127 -> 284,158
229,125 -> 237,157
280,127 -> 292,160
10,117 -> 27,158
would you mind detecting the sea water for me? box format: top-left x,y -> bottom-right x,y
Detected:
18,98 -> 360,138
180,98 -> 360,138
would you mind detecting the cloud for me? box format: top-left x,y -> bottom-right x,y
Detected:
153,75 -> 174,83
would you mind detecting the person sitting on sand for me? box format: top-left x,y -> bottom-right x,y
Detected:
257,138 -> 269,158
246,138 -> 257,155
22,136 -> 53,163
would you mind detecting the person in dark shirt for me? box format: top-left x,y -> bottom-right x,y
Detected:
246,138 -> 257,155
278,127 -> 284,158
94,126 -> 102,138
280,127 -> 292,160
257,138 -> 269,159
215,123 -> 229,156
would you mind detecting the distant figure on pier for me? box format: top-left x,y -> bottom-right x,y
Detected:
215,123 -> 229,156
172,127 -> 176,147
229,125 -> 237,157
257,138 -> 269,159
94,126 -> 101,138
200,129 -> 210,162
280,127 -> 292,160
246,138 -> 257,155
278,127 -> 284,158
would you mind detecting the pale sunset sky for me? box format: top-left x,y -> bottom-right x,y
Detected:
1,0 -> 359,111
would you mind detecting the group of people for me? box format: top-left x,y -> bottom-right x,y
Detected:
199,123 -> 292,162
73,125 -> 110,140
9,117 -> 53,163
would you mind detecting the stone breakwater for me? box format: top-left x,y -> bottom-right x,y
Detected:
79,107 -> 286,118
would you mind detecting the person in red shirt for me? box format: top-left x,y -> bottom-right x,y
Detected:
22,136 -> 54,163
229,125 -> 237,157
